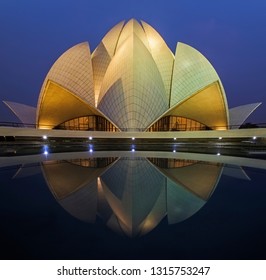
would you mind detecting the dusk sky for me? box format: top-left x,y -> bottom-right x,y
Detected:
1,0 -> 266,123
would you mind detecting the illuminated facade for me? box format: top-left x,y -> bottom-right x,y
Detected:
3,19 -> 261,131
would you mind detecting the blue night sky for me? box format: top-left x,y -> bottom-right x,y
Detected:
0,0 -> 266,123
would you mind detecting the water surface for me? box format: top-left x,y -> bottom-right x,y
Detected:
0,151 -> 266,259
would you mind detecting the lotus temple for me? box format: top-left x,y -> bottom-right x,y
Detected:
1,19 -> 266,238
2,19 -> 262,134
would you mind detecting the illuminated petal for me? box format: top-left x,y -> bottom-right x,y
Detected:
98,34 -> 168,131
116,19 -> 150,52
229,102 -> 262,128
171,42 -> 227,107
92,21 -> 125,106
37,42 -> 95,109
3,101 -> 36,126
141,20 -> 174,101
37,80 -> 102,128
167,82 -> 229,130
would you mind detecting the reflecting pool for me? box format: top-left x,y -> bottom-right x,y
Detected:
1,151 -> 266,259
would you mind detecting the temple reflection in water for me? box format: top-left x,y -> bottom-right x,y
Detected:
40,157 -> 223,237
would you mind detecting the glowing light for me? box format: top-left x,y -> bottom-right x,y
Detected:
42,135 -> 48,140
147,36 -> 158,48
173,150 -> 176,153
173,138 -> 176,140
219,137 -> 222,140
132,137 -> 135,140
131,148 -> 135,152
88,143 -> 93,152
217,152 -> 221,156
253,136 -> 257,140
43,144 -> 49,155
89,136 -> 93,140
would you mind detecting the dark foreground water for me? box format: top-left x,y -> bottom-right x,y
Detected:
0,151 -> 266,260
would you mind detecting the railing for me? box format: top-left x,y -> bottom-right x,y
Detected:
0,122 -> 36,128
1,121 -> 266,130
